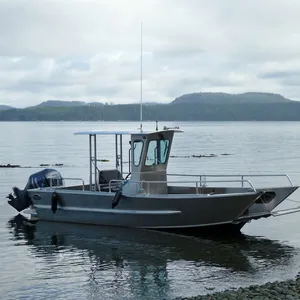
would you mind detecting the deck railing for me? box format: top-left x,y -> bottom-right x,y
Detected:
50,177 -> 85,191
48,173 -> 293,194
108,178 -> 256,194
167,173 -> 294,187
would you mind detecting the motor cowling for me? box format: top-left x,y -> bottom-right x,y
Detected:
7,168 -> 64,212
26,168 -> 64,189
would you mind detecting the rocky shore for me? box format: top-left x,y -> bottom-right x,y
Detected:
177,278 -> 300,300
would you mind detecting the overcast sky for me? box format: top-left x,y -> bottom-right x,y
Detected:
0,0 -> 300,107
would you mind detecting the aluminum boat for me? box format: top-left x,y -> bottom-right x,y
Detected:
7,125 -> 300,232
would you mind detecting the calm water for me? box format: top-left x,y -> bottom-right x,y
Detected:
1,121 -> 300,300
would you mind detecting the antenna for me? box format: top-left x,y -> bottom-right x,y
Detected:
139,22 -> 143,132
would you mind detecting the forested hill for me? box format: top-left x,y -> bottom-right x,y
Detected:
0,105 -> 13,111
1,92 -> 300,121
171,92 -> 291,104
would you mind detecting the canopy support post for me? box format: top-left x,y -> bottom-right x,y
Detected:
89,134 -> 92,191
94,134 -> 97,190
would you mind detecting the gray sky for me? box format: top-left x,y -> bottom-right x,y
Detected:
0,0 -> 300,107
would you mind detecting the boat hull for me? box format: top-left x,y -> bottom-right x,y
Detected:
234,186 -> 299,222
27,188 -> 261,229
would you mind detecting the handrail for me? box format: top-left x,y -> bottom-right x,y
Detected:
50,177 -> 85,191
141,179 -> 256,193
108,179 -> 124,192
167,173 -> 294,187
108,179 -> 256,194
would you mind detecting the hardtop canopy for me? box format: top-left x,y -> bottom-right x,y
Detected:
74,129 -> 183,136
72,127 -> 183,191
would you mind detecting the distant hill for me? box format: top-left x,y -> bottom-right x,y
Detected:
171,92 -> 292,105
1,92 -> 300,121
32,100 -> 164,108
88,102 -> 104,106
0,105 -> 13,111
33,100 -> 109,108
36,100 -> 87,107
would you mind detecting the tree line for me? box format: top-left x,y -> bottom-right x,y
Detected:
1,102 -> 300,121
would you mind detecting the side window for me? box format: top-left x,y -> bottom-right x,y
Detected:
145,139 -> 170,166
145,140 -> 157,166
133,140 -> 143,166
159,139 -> 170,164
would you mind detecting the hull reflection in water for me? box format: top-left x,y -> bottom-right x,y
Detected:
7,214 -> 299,299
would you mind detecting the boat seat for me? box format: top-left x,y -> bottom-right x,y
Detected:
99,169 -> 123,185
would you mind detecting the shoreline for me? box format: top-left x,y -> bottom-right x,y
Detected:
176,278 -> 300,300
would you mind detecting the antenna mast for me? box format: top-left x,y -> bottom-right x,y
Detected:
140,22 -> 143,132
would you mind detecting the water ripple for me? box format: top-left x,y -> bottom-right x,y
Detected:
1,121 -> 300,299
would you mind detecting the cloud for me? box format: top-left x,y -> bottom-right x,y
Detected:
0,0 -> 300,107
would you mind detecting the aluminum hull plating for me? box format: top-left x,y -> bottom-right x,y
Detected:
227,186 -> 299,222
250,186 -> 298,214
28,188 -> 262,229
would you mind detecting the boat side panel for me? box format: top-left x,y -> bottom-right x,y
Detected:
169,186 -> 300,220
28,189 -> 260,228
245,186 -> 298,215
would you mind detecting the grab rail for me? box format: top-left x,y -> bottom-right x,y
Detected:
167,173 -> 294,187
108,179 -> 256,194
142,179 -> 256,193
50,177 -> 85,191
108,180 -> 124,192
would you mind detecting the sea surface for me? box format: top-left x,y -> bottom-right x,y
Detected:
1,121 -> 300,300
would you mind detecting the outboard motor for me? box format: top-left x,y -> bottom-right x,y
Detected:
7,168 -> 64,212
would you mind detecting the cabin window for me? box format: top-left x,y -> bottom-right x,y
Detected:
133,140 -> 144,166
145,139 -> 170,166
